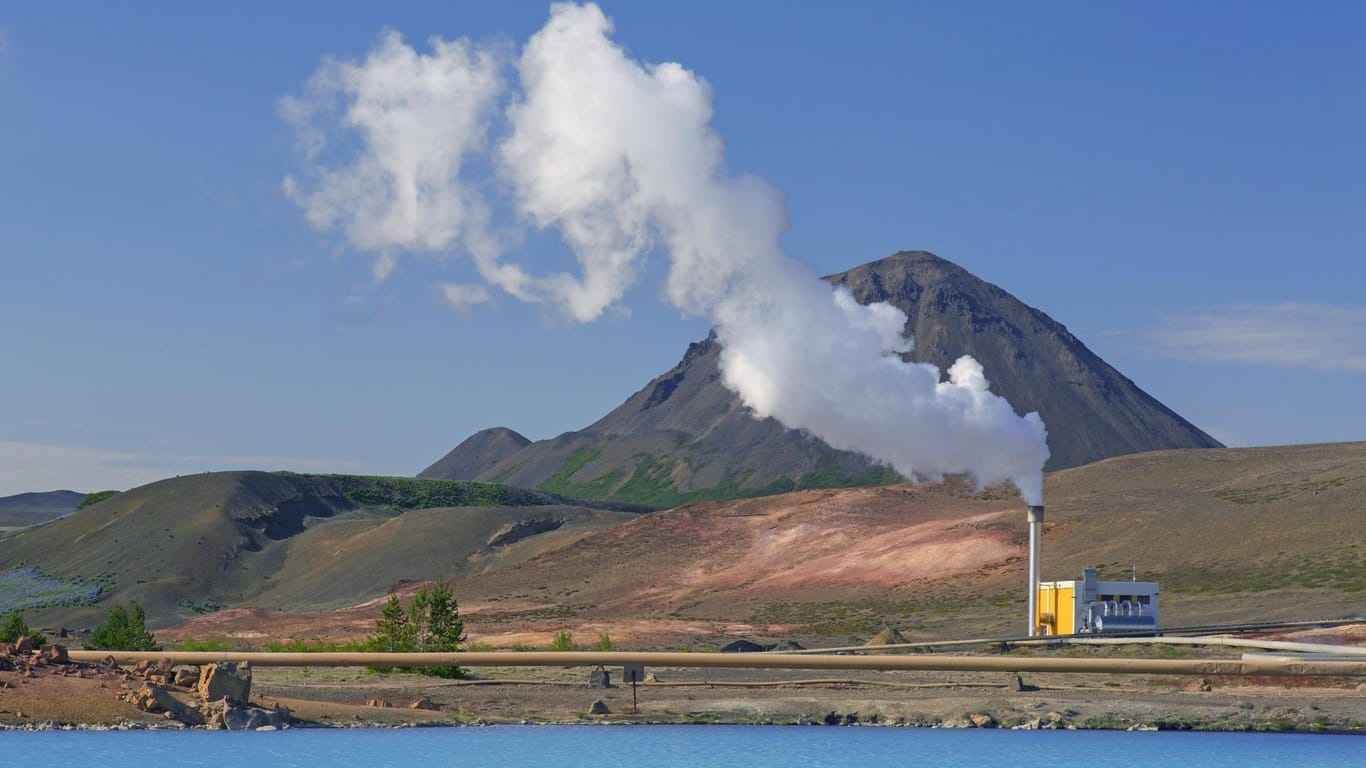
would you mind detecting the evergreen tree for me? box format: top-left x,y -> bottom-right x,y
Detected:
418,580 -> 464,678
0,612 -> 48,646
408,585 -> 431,652
87,602 -> 159,651
364,581 -> 465,678
370,594 -> 413,653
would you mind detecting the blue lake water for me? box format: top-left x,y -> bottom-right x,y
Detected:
0,725 -> 1360,767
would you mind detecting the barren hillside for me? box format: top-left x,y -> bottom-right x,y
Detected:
166,442 -> 1366,650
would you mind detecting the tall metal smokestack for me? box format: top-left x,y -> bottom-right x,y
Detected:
1026,505 -> 1044,636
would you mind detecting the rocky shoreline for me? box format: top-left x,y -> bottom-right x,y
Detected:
4,640 -> 1364,734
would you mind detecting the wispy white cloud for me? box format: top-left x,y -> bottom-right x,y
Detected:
438,282 -> 492,312
1148,303 -> 1366,373
0,440 -> 367,497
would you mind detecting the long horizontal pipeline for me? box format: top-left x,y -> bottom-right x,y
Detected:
66,650 -> 1366,678
1066,636 -> 1366,656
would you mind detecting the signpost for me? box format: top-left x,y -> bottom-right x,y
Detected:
622,663 -> 645,713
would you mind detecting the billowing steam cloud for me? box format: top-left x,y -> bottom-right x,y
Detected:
283,2 -> 1050,504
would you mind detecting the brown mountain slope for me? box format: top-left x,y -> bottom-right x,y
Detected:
420,427 -> 531,482
0,471 -> 637,630
422,251 -> 1219,503
173,441 -> 1365,649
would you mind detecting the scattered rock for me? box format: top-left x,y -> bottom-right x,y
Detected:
409,697 -> 438,711
968,713 -> 997,728
197,661 -> 251,705
1186,678 -> 1212,693
222,704 -> 286,731
38,645 -> 69,664
588,699 -> 611,715
865,626 -> 911,648
174,668 -> 200,688
124,683 -> 204,726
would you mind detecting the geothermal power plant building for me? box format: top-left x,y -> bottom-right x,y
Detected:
1036,568 -> 1160,636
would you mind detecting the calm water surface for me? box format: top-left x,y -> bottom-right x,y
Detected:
1,725 -> 1360,767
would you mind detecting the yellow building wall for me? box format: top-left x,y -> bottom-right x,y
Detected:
1036,584 -> 1075,635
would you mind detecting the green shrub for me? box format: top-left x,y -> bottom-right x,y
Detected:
0,612 -> 47,646
594,633 -> 614,652
77,490 -> 118,510
547,630 -> 576,652
87,602 -> 160,651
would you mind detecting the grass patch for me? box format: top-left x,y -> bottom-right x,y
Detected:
1212,476 -> 1348,505
1151,547 -> 1366,594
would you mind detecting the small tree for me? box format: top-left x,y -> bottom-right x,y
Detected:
416,580 -> 464,678
365,581 -> 464,678
87,602 -> 160,651
369,594 -> 413,653
0,612 -> 47,646
547,630 -> 576,652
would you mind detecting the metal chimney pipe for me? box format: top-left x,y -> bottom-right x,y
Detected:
1026,505 -> 1044,636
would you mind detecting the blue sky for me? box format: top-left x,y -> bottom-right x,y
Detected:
2,2 -> 1363,495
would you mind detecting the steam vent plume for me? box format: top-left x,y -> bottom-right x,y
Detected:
282,2 -> 1050,503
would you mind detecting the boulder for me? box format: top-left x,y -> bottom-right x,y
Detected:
126,683 -> 204,726
198,699 -> 289,730
38,644 -> 69,664
588,699 -> 611,715
223,705 -> 286,731
409,697 -> 439,711
968,713 -> 997,728
588,668 -> 612,688
14,636 -> 33,654
197,661 -> 251,705
174,667 -> 200,688
865,626 -> 911,647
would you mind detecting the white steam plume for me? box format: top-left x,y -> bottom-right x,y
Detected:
283,2 -> 1050,504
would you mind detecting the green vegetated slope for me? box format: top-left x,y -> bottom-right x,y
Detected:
0,471 -> 639,629
422,251 -> 1220,505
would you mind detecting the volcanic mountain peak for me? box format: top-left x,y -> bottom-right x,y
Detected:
421,250 -> 1220,503
420,427 -> 531,481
